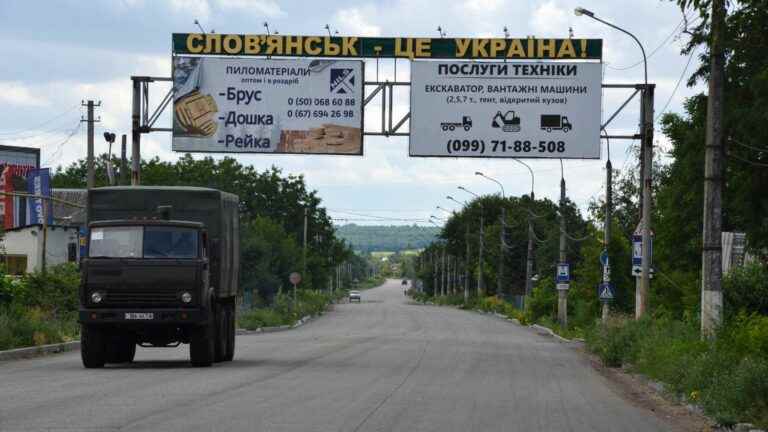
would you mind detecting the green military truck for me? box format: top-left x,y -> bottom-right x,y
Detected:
79,186 -> 239,368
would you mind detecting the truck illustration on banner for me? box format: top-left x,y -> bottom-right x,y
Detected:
540,115 -> 573,132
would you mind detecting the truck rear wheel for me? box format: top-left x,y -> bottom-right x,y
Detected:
224,304 -> 235,361
81,324 -> 106,368
190,321 -> 214,367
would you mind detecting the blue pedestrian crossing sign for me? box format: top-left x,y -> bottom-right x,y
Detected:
556,262 -> 570,283
598,282 -> 614,301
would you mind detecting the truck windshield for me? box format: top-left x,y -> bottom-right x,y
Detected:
89,226 -> 198,259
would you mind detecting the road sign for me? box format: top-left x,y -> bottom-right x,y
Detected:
409,61 -> 602,159
289,272 -> 302,285
556,262 -> 570,283
600,249 -> 609,267
598,282 -> 614,301
556,283 -> 570,291
171,57 -> 363,155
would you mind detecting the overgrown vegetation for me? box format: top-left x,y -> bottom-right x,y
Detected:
0,264 -> 80,350
238,290 -> 348,330
586,313 -> 768,428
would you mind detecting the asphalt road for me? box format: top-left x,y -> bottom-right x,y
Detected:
0,279 -> 671,432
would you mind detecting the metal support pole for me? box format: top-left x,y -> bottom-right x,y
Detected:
131,79 -> 141,186
603,159 -> 613,322
120,135 -> 128,186
433,251 -> 438,297
638,84 -> 655,318
558,178 -> 568,327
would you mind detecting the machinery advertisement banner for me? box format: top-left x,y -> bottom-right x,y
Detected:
172,57 -> 363,155
409,61 -> 602,159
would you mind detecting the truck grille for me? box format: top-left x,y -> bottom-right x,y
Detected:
96,287 -> 184,306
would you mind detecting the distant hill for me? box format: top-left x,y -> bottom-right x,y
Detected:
335,224 -> 439,253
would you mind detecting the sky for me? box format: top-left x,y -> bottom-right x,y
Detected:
0,0 -> 704,226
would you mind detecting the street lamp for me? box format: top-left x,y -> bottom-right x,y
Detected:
446,195 -> 466,207
475,171 -> 505,198
430,215 -> 444,221
577,6 -> 653,319
574,7 -> 647,86
475,171 -> 507,298
512,159 -> 535,200
436,206 -> 452,215
458,186 -> 485,297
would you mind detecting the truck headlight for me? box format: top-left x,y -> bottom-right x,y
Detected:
181,292 -> 193,303
91,291 -> 104,304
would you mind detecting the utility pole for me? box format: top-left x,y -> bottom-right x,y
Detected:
433,251 -> 438,297
525,192 -> 535,306
120,134 -> 128,186
465,226 -> 470,303
478,207 -> 484,297
558,177 -> 568,327
637,84 -> 655,318
498,207 -> 505,298
441,246 -> 446,296
41,196 -> 48,274
81,100 -> 101,189
701,0 -> 726,337
603,159 -> 613,322
303,207 -> 308,277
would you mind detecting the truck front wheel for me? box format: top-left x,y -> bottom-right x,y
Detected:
190,321 -> 214,367
106,336 -> 136,364
81,325 -> 106,368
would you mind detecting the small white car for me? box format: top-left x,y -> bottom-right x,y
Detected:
349,290 -> 361,303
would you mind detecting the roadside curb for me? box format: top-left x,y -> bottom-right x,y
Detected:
236,314 -> 314,335
1,314 -> 319,361
0,341 -> 80,362
530,323 -> 583,344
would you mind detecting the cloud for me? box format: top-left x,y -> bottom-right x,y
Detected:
333,7 -> 381,36
462,0 -> 505,14
531,1 -> 570,36
0,82 -> 50,107
167,0 -> 210,19
216,0 -> 283,16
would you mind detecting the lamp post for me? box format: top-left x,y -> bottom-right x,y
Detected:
476,171 -> 506,298
459,186 -> 485,297
447,195 -> 471,303
436,206 -> 452,215
576,6 -> 653,319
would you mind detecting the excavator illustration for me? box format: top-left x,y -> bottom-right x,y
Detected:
491,110 -> 521,132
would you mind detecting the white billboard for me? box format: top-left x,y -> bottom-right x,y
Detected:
172,57 -> 363,155
409,61 -> 602,158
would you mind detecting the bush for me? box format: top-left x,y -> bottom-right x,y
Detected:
239,289 -> 338,330
724,262 -> 768,316
0,306 -> 78,350
585,314 -> 768,428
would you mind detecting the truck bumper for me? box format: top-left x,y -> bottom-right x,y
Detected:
79,308 -> 208,325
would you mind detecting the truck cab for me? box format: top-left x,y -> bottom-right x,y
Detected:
79,187 -> 239,368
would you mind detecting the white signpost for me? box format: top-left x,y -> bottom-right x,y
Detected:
409,61 -> 602,158
172,57 -> 363,154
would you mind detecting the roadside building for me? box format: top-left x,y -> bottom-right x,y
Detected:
0,224 -> 80,274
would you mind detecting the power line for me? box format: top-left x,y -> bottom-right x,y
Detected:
606,13 -> 697,71
655,46 -> 699,122
41,122 -> 83,167
0,104 -> 80,136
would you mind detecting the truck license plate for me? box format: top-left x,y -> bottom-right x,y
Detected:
125,312 -> 154,320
